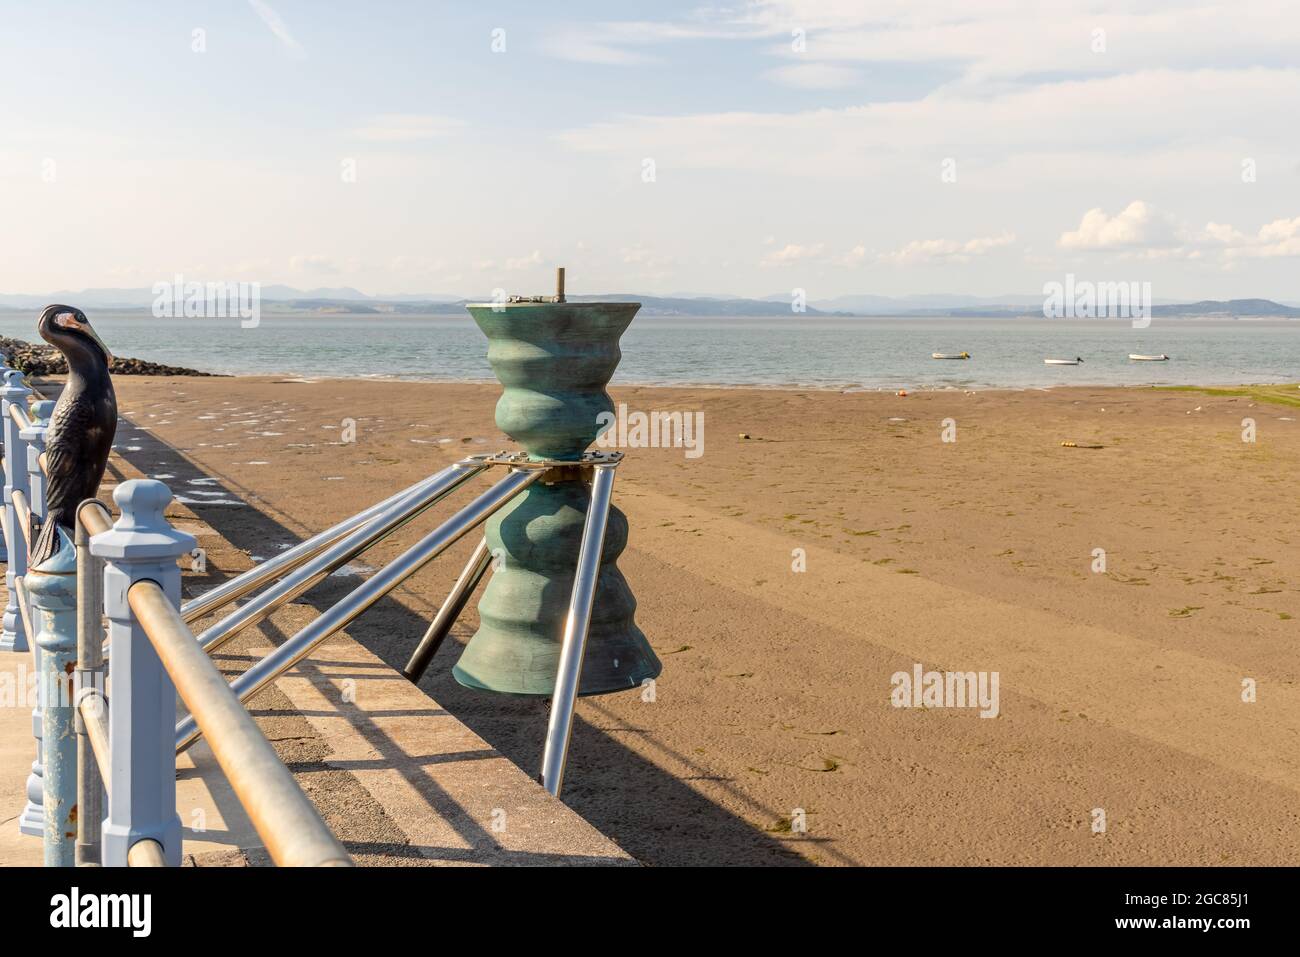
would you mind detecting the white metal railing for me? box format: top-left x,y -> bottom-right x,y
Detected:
2,361 -> 351,866
3,348 -> 625,867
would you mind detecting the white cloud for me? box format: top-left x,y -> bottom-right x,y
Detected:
505,250 -> 544,271
247,0 -> 305,59
839,244 -> 868,266
1206,216 -> 1300,259
881,231 -> 1014,265
1058,201 -> 1171,249
558,69 -> 1300,183
1058,206 -> 1300,262
762,243 -> 826,267
352,114 -> 464,142
539,21 -> 727,65
736,0 -> 1300,86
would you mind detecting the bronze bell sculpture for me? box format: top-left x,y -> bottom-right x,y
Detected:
452,272 -> 662,696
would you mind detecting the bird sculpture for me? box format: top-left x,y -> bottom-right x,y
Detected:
28,305 -> 117,568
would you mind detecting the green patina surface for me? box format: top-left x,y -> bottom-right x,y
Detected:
454,302 -> 661,696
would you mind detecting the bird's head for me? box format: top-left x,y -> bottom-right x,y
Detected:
38,304 -> 113,366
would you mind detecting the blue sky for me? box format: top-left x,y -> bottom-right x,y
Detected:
2,1 -> 1298,300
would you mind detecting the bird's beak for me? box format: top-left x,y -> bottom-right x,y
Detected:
83,324 -> 113,363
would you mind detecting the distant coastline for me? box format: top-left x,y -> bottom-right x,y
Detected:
2,289 -> 1299,320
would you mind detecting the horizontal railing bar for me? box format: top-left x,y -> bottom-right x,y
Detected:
176,467 -> 543,753
11,489 -> 33,550
195,460 -> 486,656
13,576 -> 36,649
77,499 -> 113,537
79,693 -> 112,798
126,839 -> 166,867
179,473 -> 437,624
129,580 -> 353,867
8,401 -> 33,433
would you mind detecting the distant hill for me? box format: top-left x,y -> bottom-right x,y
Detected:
0,286 -> 1297,319
920,298 -> 1300,319
1152,299 -> 1300,317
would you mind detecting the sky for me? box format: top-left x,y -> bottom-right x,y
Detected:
1,0 -> 1298,301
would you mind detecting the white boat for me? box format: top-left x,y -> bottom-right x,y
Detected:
1128,353 -> 1169,361
1044,357 -> 1084,366
932,352 -> 971,360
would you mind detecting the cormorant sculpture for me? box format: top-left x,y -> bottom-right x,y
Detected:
29,305 -> 117,567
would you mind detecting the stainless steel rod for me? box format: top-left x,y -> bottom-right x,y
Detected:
75,500 -> 109,865
180,474 -> 434,623
176,468 -> 542,753
401,537 -> 492,682
131,581 -> 353,866
78,693 -> 111,799
7,401 -> 32,434
126,838 -> 166,867
78,500 -> 112,537
11,489 -> 32,550
14,575 -> 35,646
540,464 -> 618,797
195,461 -> 485,656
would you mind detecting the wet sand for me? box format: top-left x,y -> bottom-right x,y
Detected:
93,375 -> 1300,865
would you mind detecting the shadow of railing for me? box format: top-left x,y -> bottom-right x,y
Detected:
92,394 -> 811,867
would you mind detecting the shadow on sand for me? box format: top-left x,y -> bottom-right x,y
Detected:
89,396 -> 809,866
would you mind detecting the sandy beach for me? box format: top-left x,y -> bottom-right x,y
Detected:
84,375 -> 1300,866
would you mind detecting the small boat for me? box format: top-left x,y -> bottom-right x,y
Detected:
932,352 -> 971,360
1128,353 -> 1170,361
1044,357 -> 1084,366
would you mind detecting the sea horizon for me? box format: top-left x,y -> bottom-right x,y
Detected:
2,312 -> 1295,392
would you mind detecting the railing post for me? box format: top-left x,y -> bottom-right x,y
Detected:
15,399 -> 52,838
1,369 -> 33,653
0,358 -> 10,564
24,400 -> 54,527
75,503 -> 108,866
25,526 -> 78,865
90,480 -> 195,867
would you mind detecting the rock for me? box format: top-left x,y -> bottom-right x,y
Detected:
0,336 -> 216,377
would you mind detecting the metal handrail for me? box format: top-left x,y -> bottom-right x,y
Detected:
194,460 -> 485,656
78,693 -> 111,797
176,466 -> 543,752
128,580 -> 353,867
78,499 -> 112,537
126,839 -> 166,867
180,474 -> 439,623
8,401 -> 32,433
11,489 -> 33,550
13,576 -> 36,646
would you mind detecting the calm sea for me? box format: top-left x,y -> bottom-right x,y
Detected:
1,313 -> 1296,391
